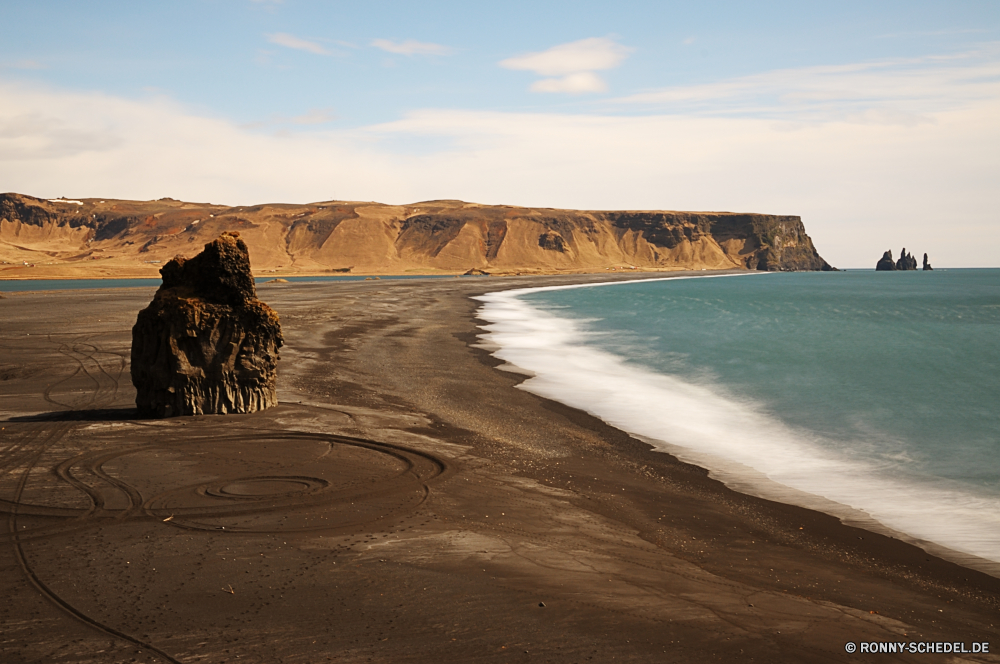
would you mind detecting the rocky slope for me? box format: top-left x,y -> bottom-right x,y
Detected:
0,193 -> 834,277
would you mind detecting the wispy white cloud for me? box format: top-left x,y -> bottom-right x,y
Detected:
371,39 -> 453,56
500,37 -> 632,94
531,72 -> 607,93
611,45 -> 1000,122
266,32 -> 329,56
501,37 -> 631,75
0,108 -> 120,158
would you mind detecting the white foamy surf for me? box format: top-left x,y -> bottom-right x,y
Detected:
473,277 -> 1000,576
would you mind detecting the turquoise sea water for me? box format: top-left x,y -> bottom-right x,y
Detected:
475,270 -> 1000,571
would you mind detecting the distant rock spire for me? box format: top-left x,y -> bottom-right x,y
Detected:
876,250 -> 896,271
876,248 -> 930,271
895,248 -> 917,270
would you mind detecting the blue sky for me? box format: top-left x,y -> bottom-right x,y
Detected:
2,1 -> 999,266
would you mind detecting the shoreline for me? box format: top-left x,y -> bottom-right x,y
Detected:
0,265 -> 691,283
2,274 -> 999,661
472,275 -> 1000,580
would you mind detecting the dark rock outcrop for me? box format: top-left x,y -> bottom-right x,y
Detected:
895,248 -> 918,271
876,250 -> 896,271
876,248 -> 931,271
538,231 -> 567,252
0,193 -> 140,240
0,193 -> 57,228
130,232 -> 282,417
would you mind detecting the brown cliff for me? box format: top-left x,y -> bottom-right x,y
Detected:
131,233 -> 282,417
0,193 -> 834,277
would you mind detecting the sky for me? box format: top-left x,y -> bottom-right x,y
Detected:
1,1 -> 999,267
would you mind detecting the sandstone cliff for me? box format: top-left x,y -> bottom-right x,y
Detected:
1,193 -> 834,277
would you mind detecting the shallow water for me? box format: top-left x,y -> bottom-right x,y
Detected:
474,269 -> 1000,569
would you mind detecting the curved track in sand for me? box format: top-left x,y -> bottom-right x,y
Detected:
3,429 -> 448,543
1,333 -> 450,663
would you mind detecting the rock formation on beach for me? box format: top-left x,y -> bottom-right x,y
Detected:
1,193 -> 835,275
130,232 -> 282,417
876,250 -> 897,271
923,253 -> 933,270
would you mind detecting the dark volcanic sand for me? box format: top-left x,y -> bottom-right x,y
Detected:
1,275 -> 998,663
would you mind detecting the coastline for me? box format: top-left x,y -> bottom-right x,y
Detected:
473,275 -> 1000,579
0,266 -> 690,283
2,274 -> 999,661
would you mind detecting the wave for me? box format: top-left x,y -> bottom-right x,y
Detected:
474,278 -> 1000,577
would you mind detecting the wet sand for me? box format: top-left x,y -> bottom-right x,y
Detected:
1,275 -> 999,663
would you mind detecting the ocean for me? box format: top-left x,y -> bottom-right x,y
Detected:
474,269 -> 1000,574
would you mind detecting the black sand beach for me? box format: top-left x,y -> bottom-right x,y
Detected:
2,275 -> 999,663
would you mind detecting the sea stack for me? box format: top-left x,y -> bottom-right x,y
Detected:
923,253 -> 933,270
131,232 -> 283,417
875,250 -> 896,271
895,248 -> 918,270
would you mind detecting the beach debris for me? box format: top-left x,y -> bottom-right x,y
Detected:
222,584 -> 235,594
131,232 -> 283,417
163,515 -> 174,522
538,602 -> 546,607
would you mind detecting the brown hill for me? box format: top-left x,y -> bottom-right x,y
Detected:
0,193 -> 834,279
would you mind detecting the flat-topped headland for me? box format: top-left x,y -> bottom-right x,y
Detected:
1,275 -> 996,662
1,192 -> 834,279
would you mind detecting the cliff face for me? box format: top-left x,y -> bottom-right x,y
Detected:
0,193 -> 834,275
604,211 -> 832,271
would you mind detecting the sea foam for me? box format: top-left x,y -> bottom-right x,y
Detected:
474,276 -> 1000,576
